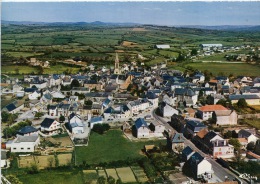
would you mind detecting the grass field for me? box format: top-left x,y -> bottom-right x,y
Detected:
18,170 -> 83,184
98,170 -> 107,178
244,119 -> 260,130
75,130 -> 164,165
1,65 -> 37,74
116,167 -> 136,183
185,62 -> 260,76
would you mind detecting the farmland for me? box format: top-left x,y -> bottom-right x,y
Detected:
75,129 -> 164,165
2,23 -> 260,76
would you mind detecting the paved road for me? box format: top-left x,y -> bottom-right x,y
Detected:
152,110 -> 247,183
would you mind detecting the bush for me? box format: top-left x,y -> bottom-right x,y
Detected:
92,124 -> 110,135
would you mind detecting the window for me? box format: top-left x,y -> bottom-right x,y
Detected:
27,148 -> 31,150
21,148 -> 24,150
13,148 -> 16,150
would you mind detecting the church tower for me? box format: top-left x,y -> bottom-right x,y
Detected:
114,52 -> 121,74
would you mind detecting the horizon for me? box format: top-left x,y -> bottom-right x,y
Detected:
2,2 -> 260,26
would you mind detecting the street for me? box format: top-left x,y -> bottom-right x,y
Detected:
152,110 -> 247,183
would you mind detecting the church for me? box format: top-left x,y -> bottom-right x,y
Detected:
114,53 -> 121,74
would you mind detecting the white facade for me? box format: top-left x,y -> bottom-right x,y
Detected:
30,82 -> 47,89
29,91 -> 41,100
137,126 -> 150,138
197,159 -> 212,176
162,103 -> 179,117
10,136 -> 40,153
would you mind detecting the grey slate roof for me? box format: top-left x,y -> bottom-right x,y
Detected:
41,118 -> 56,128
172,133 -> 185,143
14,135 -> 38,143
5,103 -> 16,112
17,126 -> 38,135
186,120 -> 206,133
135,118 -> 148,129
229,94 -> 260,100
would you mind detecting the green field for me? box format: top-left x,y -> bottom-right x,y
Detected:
75,130 -> 164,165
185,62 -> 260,77
17,170 -> 83,184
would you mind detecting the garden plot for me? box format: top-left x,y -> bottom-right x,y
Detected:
57,153 -> 72,166
105,169 -> 119,180
116,167 -> 136,183
83,170 -> 98,184
35,155 -> 55,169
18,156 -> 35,168
131,166 -> 149,182
98,169 -> 107,178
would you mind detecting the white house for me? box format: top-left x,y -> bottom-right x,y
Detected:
134,118 -> 150,138
159,102 -> 179,117
197,105 -> 228,121
29,91 -> 41,100
40,118 -> 61,135
1,151 -> 7,168
68,113 -> 84,134
30,81 -> 48,89
215,110 -> 237,126
51,91 -> 65,99
9,135 -> 40,153
49,105 -> 58,116
150,121 -> 165,137
127,99 -> 150,115
238,129 -> 259,143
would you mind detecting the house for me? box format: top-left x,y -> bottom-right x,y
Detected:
84,80 -> 102,91
149,121 -> 165,137
51,91 -> 65,99
174,87 -> 198,107
2,102 -> 24,114
49,105 -> 58,116
171,132 -> 185,153
62,76 -> 72,86
162,93 -> 177,106
183,152 -> 213,180
203,131 -> 234,158
9,135 -> 40,153
229,94 -> 260,105
28,91 -> 41,100
134,118 -> 150,138
49,75 -> 61,86
146,91 -> 159,108
127,99 -> 150,115
40,118 -> 61,135
68,113 -> 84,134
16,126 -> 38,137
215,110 -> 237,126
71,87 -> 90,95
1,150 -> 7,168
57,103 -> 70,117
170,114 -> 186,133
155,45 -> 170,49
197,105 -> 228,121
184,119 -> 207,139
159,102 -> 179,117
238,129 -> 259,143
89,116 -> 103,129
41,93 -> 53,104
30,80 -> 47,89
182,146 -> 194,162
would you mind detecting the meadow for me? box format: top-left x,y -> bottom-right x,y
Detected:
2,23 -> 260,76
75,129 -> 165,165
183,62 -> 260,77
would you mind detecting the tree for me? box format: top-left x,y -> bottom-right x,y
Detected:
224,131 -> 233,139
116,179 -> 123,184
237,98 -> 247,108
97,176 -> 106,184
85,100 -> 93,106
71,79 -> 80,89
198,90 -> 204,100
59,115 -> 65,123
1,111 -> 9,122
34,112 -> 44,119
92,124 -> 110,134
107,176 -> 116,184
27,163 -> 39,174
15,68 -> 20,74
229,138 -> 241,151
206,95 -> 214,105
7,113 -> 16,126
191,48 -> 198,56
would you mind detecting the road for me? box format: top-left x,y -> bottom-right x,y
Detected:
152,110 -> 247,183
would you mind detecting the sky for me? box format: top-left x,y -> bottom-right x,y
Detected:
2,2 -> 260,26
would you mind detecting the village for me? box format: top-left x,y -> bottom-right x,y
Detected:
1,42 -> 260,183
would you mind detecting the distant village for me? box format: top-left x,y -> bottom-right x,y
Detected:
1,44 -> 260,183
